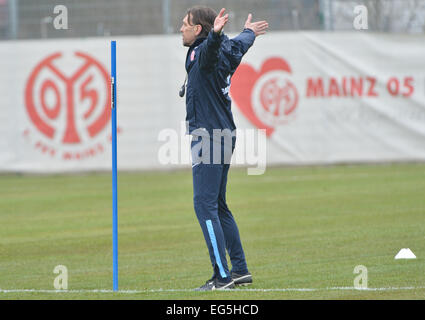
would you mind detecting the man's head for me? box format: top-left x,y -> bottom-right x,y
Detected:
180,6 -> 217,47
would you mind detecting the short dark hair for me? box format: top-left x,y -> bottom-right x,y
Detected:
186,6 -> 217,38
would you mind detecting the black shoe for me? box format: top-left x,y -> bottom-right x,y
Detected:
231,271 -> 253,286
194,278 -> 235,291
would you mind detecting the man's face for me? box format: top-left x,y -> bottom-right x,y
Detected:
180,14 -> 201,47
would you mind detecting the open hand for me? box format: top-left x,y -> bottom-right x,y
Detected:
214,8 -> 229,34
244,13 -> 268,36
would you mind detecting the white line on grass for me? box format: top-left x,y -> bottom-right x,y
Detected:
1,286 -> 425,294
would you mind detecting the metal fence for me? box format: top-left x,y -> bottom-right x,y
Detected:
1,0 -> 425,40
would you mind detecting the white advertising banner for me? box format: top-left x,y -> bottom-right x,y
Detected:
1,32 -> 425,173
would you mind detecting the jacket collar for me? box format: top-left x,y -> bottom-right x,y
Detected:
185,37 -> 207,71
190,36 -> 206,49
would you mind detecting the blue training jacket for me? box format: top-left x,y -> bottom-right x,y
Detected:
184,28 -> 256,135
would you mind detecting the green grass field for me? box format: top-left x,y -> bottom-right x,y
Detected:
1,163 -> 425,300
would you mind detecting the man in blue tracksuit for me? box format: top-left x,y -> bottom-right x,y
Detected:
180,6 -> 268,290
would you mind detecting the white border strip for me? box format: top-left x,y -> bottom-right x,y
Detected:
1,286 -> 425,294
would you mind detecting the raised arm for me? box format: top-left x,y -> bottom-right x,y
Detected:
214,8 -> 229,34
198,8 -> 228,71
198,10 -> 269,72
223,13 -> 269,71
244,13 -> 268,37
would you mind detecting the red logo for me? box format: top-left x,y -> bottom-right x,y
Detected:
24,52 -> 112,159
230,57 -> 299,137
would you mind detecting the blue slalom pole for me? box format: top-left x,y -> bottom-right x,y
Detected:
111,40 -> 118,292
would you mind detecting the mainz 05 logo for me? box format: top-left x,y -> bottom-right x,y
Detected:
231,55 -> 416,137
24,51 -> 113,160
231,57 -> 299,137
